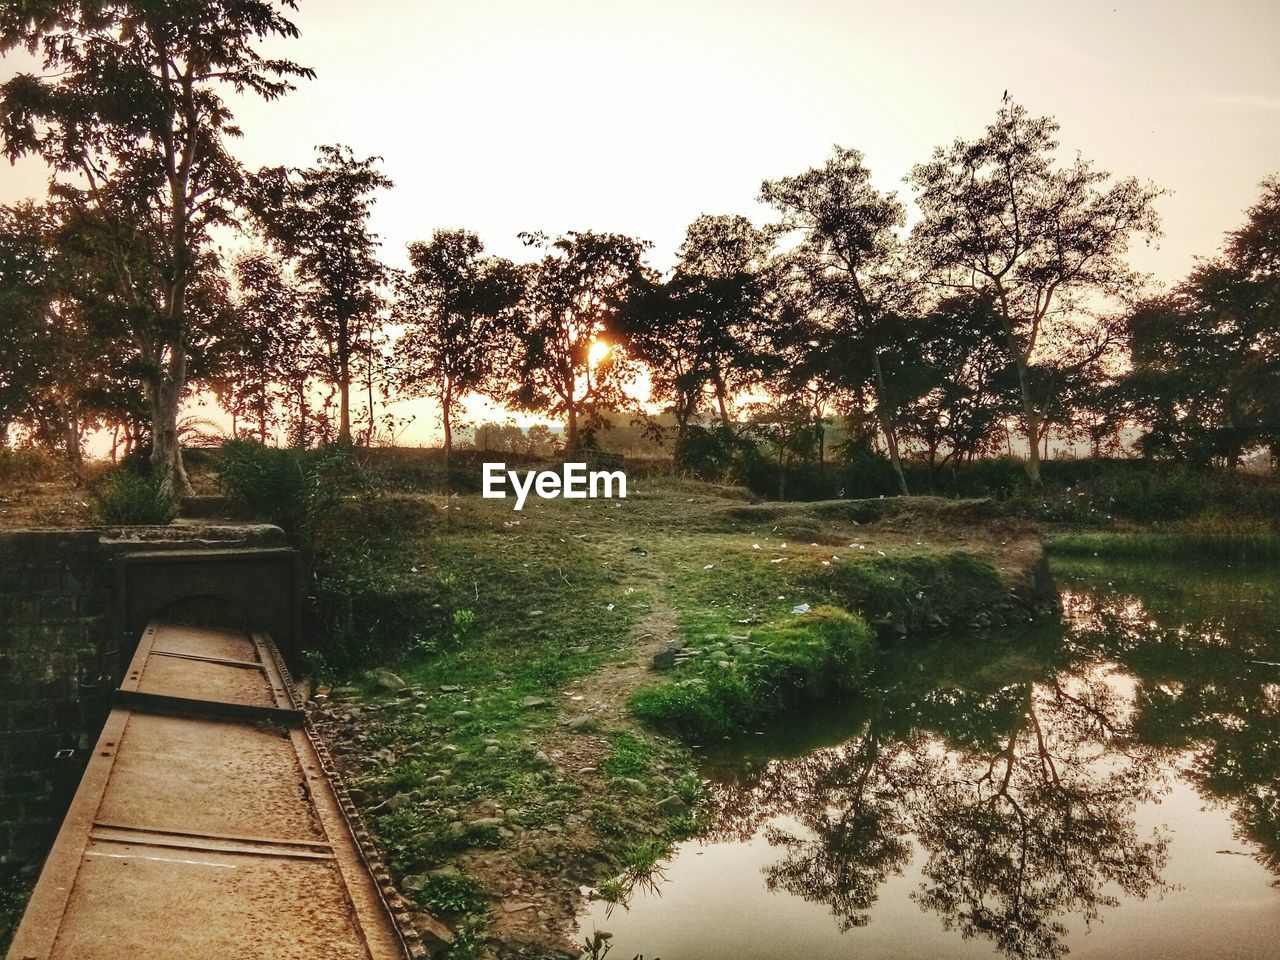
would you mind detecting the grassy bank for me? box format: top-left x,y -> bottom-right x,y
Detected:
1048,530 -> 1280,561
209,448 -> 1052,958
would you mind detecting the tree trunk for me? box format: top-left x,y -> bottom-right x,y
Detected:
870,351 -> 908,496
149,380 -> 190,497
1009,349 -> 1043,485
565,401 -> 579,454
64,410 -> 82,466
366,325 -> 376,446
297,383 -> 309,449
337,327 -> 352,444
712,371 -> 730,424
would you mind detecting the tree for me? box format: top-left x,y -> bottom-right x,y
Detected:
762,146 -> 917,495
898,293 -> 1016,469
393,230 -> 522,456
909,96 -> 1162,484
510,231 -> 650,453
0,201 -> 57,446
622,215 -> 774,451
249,144 -> 391,444
207,250 -> 311,444
1117,176 -> 1280,466
0,0 -> 311,492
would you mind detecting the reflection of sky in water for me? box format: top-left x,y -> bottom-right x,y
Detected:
581,557 -> 1280,960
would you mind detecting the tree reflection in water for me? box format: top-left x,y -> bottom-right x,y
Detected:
703,558 -> 1280,960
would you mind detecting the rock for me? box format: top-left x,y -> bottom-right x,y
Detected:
564,715 -> 595,732
386,793 -> 411,812
424,775 -> 446,786
653,648 -> 677,670
439,684 -> 463,692
717,660 -> 732,669
569,645 -> 591,655
520,696 -> 549,709
657,794 -> 689,816
451,710 -> 473,720
368,669 -> 406,693
731,643 -> 752,657
401,873 -> 429,893
501,900 -> 534,913
620,778 -> 648,795
485,745 -> 500,754
470,816 -> 505,828
429,865 -> 461,877
533,750 -> 552,766
331,686 -> 360,700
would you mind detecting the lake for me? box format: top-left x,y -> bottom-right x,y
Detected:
581,549 -> 1280,959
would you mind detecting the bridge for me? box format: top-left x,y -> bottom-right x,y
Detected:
3,527 -> 436,959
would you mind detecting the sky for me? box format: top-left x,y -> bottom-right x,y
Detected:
2,0 -> 1279,443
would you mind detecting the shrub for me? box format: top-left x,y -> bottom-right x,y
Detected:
96,470 -> 177,525
0,447 -> 64,483
215,439 -> 349,544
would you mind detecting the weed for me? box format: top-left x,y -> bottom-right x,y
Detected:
96,470 -> 177,524
411,873 -> 488,916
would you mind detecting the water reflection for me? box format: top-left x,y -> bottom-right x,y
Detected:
684,557 -> 1280,959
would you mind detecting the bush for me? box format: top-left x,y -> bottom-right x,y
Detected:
0,447 -> 64,483
96,470 -> 177,525
675,424 -> 747,479
215,439 -> 349,543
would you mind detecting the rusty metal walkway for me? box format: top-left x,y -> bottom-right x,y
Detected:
7,622 -> 412,960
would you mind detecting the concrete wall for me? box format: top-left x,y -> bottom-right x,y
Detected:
0,523 -> 294,866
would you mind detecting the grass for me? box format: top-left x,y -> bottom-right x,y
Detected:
630,607 -> 874,741
1048,529 -> 1280,561
96,470 -> 177,524
220,464 -> 1040,956
0,868 -> 33,955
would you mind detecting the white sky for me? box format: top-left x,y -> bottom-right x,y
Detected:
3,0 -> 1279,445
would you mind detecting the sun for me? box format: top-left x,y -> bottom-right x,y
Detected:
588,340 -> 612,368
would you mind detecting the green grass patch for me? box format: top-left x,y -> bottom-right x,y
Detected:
600,732 -> 658,780
410,873 -> 489,916
813,551 -> 1010,631
630,607 -> 874,741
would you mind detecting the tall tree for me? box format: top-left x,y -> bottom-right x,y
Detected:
1117,176 -> 1280,466
393,229 -> 522,456
510,231 -> 650,453
0,201 -> 57,446
0,0 -> 311,492
208,250 -> 310,443
909,96 -> 1162,484
623,215 -> 774,450
762,146 -> 917,495
249,144 -> 391,444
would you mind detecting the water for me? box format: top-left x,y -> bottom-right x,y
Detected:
582,553 -> 1280,959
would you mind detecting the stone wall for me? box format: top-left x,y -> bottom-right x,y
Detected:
0,531 -> 115,863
